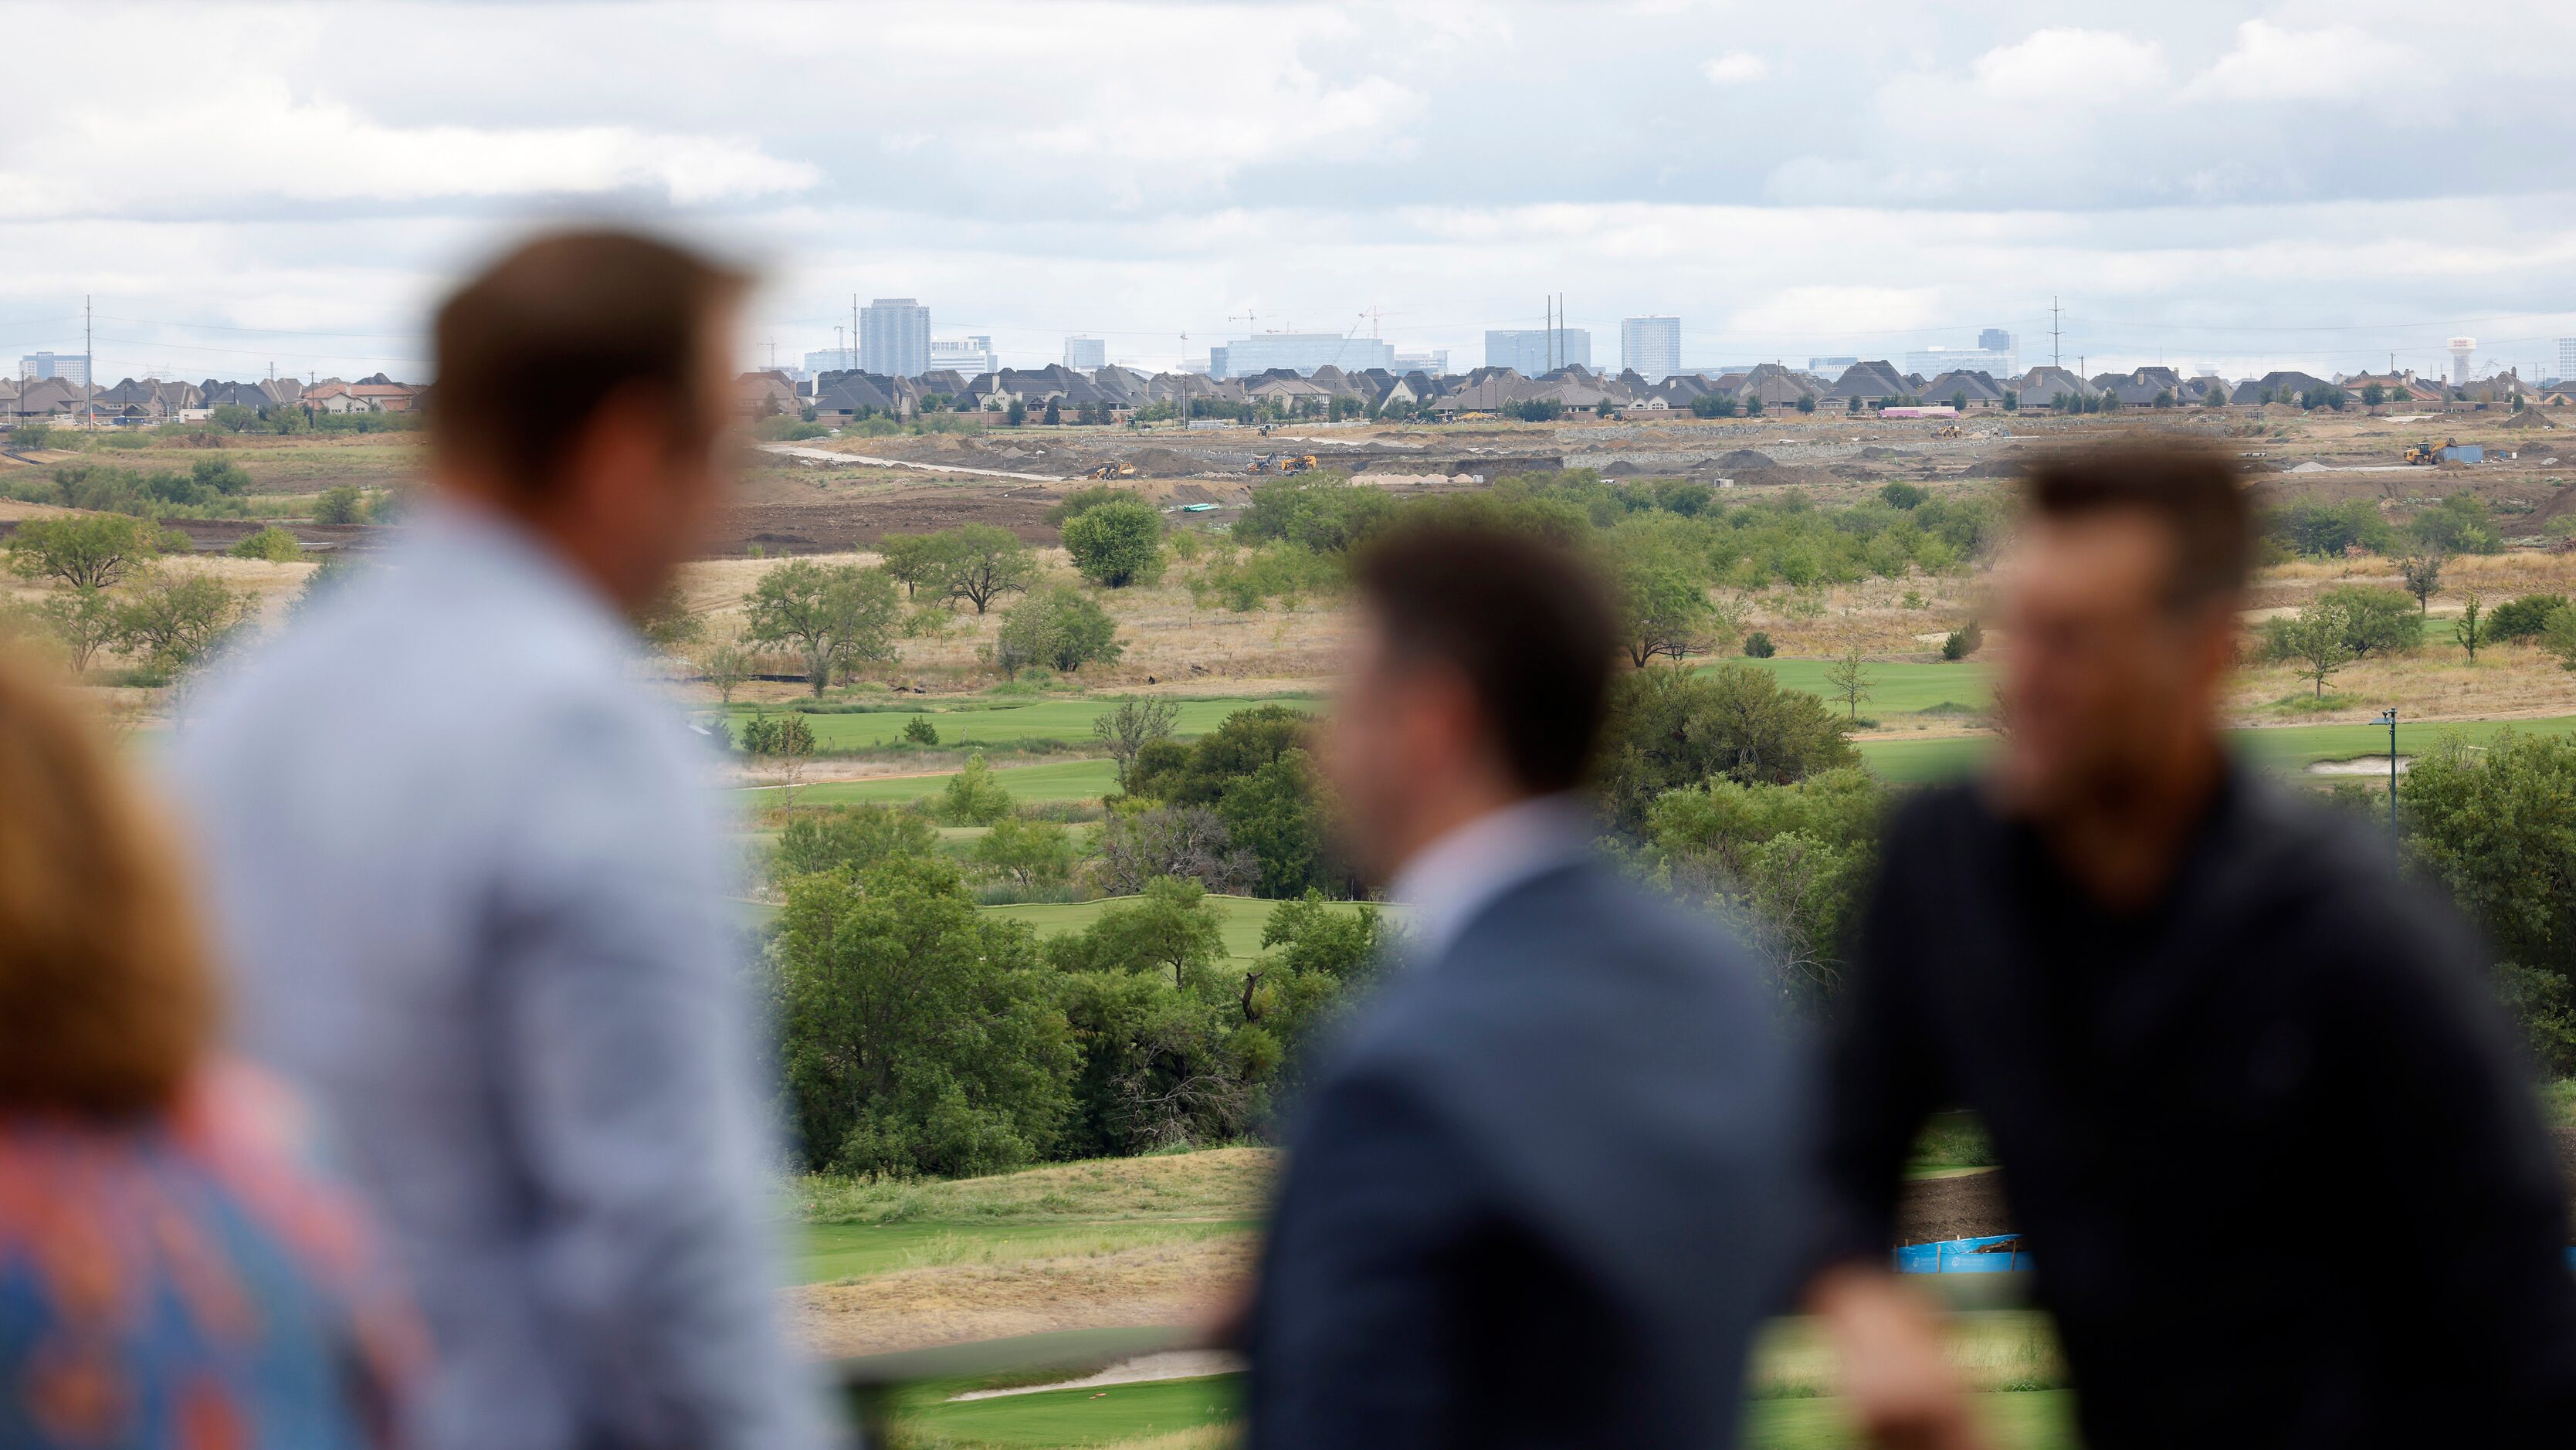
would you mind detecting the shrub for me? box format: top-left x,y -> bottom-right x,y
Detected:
737,712 -> 817,757
1741,631 -> 1775,659
312,486 -> 366,526
1878,482 -> 1927,510
228,526 -> 303,562
994,585 -> 1122,676
903,717 -> 940,745
1061,498 -> 1165,587
2489,594 -> 2568,642
1940,620 -> 1984,661
938,753 -> 1015,825
968,816 -> 1076,889
771,805 -> 938,883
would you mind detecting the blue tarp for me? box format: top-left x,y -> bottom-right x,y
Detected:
1898,1237 -> 2576,1274
1895,1234 -> 2031,1274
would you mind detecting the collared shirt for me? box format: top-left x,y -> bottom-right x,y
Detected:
167,508 -> 827,1450
1386,793 -> 1596,967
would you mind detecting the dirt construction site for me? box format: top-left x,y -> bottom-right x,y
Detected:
723,404 -> 2575,557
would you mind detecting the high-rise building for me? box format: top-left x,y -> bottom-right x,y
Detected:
1904,343 -> 2015,378
1808,356 -> 1859,373
1064,337 -> 1107,371
17,351 -> 88,385
1484,329 -> 1590,374
1978,327 -> 2014,354
1392,349 -> 1449,375
928,334 -> 997,377
1620,317 -> 1682,382
1209,333 -> 1396,379
860,298 -> 932,378
2554,337 -> 2575,385
2449,337 -> 2477,387
803,347 -> 858,376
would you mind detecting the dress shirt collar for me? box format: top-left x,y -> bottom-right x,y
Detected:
1386,792 -> 1595,968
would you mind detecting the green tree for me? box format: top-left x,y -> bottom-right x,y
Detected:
2401,732 -> 2576,1072
771,804 -> 938,883
2279,598 -> 2357,698
1648,767 -> 1886,1011
1046,485 -> 1140,527
772,857 -> 1074,1175
935,523 -> 1035,614
1823,642 -> 1874,720
2454,592 -> 2484,661
36,591 -> 119,673
1879,482 -> 1927,510
2314,584 -> 2422,656
2488,594 -> 2568,642
1940,620 -> 1984,662
903,717 -> 940,745
113,570 -> 255,676
742,559 -> 901,695
2361,382 -> 2387,407
938,752 -> 1015,825
968,816 -> 1076,890
876,533 -> 948,600
1094,696 -> 1182,788
1215,748 -> 1333,899
2412,496 -> 2502,555
312,485 -> 366,526
1615,556 -> 1719,666
993,584 -> 1121,676
2541,605 -> 2576,672
1050,876 -> 1229,991
227,526 -> 303,562
1597,664 -> 1858,829
6,513 -> 165,592
635,582 -> 705,649
1061,499 -> 1165,587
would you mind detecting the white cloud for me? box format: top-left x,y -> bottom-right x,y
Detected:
1701,53 -> 1770,86
2186,20 -> 2412,102
1971,28 -> 2168,103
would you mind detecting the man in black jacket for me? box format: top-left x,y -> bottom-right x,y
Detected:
1245,522 -> 1800,1450
1810,442 -> 2576,1448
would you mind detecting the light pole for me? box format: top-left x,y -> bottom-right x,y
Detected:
2379,706 -> 2400,866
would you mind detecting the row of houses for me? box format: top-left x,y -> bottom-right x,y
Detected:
0,373 -> 424,426
749,356 -> 2561,425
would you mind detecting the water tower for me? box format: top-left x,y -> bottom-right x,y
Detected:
2449,337 -> 2477,387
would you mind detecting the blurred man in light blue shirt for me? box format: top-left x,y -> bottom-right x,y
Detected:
169,231 -> 829,1450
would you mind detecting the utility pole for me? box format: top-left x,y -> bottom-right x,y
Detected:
2049,296 -> 2061,373
2381,707 -> 2400,866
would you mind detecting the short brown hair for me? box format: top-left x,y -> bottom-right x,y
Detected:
2022,439 -> 2255,610
0,652 -> 217,1116
431,229 -> 751,493
1352,520 -> 1618,793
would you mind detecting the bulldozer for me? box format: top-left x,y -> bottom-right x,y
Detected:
1081,461 -> 1137,481
1931,424 -> 1963,439
1249,452 -> 1319,476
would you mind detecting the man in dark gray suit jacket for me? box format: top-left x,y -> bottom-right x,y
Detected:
1245,522 -> 1801,1450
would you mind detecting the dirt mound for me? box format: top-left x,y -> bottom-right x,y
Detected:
1124,446 -> 1205,476
2500,408 -> 2558,429
1600,459 -> 1647,477
1895,1170 -> 2012,1246
1713,449 -> 1777,470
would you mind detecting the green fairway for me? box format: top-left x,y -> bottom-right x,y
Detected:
889,1374 -> 2073,1449
798,1218 -> 1253,1285
1853,713 -> 2576,786
1741,656 -> 1995,714
721,694 -> 1319,750
1744,1390 -> 2076,1448
755,757 -> 1121,807
897,1374 -> 1239,1448
985,893 -> 1376,962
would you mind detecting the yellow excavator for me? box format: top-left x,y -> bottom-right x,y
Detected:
1081,461 -> 1137,480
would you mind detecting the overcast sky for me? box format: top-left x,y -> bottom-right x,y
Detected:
6,0 -> 2571,385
